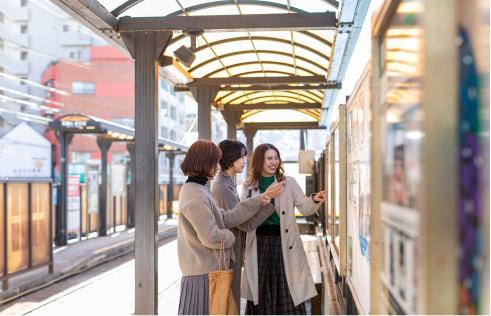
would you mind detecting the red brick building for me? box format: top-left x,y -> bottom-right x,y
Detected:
42,46 -> 134,165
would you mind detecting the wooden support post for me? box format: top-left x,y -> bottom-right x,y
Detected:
55,132 -> 72,246
96,138 -> 112,237
122,30 -> 172,315
189,85 -> 219,140
166,152 -> 175,219
221,109 -> 239,140
243,125 -> 257,167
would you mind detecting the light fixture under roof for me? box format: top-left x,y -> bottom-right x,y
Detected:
173,30 -> 202,68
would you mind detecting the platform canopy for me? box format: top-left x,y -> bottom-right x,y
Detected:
49,0 -> 352,126
49,113 -> 187,151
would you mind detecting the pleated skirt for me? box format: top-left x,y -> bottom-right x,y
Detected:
245,233 -> 306,315
178,273 -> 209,315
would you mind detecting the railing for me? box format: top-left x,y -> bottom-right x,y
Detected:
0,180 -> 53,290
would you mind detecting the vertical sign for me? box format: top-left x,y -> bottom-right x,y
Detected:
67,175 -> 81,234
86,169 -> 99,214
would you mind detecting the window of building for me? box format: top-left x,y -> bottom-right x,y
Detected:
0,13 -> 4,24
71,81 -> 96,94
160,100 -> 168,113
19,76 -> 27,85
69,51 -> 76,59
20,24 -> 28,34
170,130 -> 176,141
170,106 -> 177,120
62,25 -> 70,32
71,152 -> 91,163
161,127 -> 169,139
0,41 -> 4,50
160,80 -> 167,90
20,0 -> 28,7
20,51 -> 28,60
112,117 -> 134,128
112,153 -> 128,164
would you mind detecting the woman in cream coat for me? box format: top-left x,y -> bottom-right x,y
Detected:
240,143 -> 326,315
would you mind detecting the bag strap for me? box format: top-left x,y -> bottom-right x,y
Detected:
214,231 -> 228,270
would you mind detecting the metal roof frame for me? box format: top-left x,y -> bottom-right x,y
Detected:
49,114 -> 187,151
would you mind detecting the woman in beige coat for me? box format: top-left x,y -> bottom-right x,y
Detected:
241,143 -> 326,315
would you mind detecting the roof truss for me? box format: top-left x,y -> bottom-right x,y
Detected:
224,102 -> 322,111
118,12 -> 337,33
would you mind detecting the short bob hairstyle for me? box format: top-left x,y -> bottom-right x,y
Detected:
218,139 -> 247,170
181,139 -> 222,178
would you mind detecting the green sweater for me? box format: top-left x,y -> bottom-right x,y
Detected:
259,175 -> 280,226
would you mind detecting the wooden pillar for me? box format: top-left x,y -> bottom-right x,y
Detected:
221,109 -> 238,140
243,126 -> 257,164
55,132 -> 72,246
190,85 -> 219,140
166,152 -> 175,219
96,137 -> 112,237
122,30 -> 172,315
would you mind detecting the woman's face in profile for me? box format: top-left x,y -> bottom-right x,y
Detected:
232,154 -> 247,174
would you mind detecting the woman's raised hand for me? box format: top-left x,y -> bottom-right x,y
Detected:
312,190 -> 327,203
264,181 -> 284,199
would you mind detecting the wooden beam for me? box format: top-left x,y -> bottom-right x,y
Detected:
118,12 -> 337,33
189,75 -> 327,86
239,121 -> 321,130
225,102 -> 322,111
175,82 -> 340,92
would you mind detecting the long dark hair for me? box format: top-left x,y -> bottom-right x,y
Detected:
245,143 -> 284,189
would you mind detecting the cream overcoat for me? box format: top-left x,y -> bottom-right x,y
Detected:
240,176 -> 322,306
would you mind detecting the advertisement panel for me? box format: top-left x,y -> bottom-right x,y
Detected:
67,175 -> 81,234
0,123 -> 51,179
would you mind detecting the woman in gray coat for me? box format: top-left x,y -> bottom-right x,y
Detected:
211,140 -> 272,309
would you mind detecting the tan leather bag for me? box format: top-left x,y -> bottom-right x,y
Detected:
208,234 -> 238,315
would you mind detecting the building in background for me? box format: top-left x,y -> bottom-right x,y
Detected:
0,0 -> 105,131
0,0 -> 190,184
42,46 -> 189,183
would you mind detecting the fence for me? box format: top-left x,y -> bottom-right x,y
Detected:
0,181 -> 53,290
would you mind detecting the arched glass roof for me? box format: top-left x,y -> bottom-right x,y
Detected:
96,0 -> 339,124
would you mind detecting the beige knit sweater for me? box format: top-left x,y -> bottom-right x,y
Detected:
177,182 -> 274,276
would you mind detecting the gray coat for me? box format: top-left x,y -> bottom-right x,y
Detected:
177,181 -> 274,276
241,176 -> 322,306
211,171 -> 274,307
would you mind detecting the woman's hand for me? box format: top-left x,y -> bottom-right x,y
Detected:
312,190 -> 327,203
264,181 -> 284,199
260,194 -> 271,206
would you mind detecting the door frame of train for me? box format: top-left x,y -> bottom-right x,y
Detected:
371,0 -> 458,314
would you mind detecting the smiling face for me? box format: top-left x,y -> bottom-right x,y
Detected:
261,149 -> 280,177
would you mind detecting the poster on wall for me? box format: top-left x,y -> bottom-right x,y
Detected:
67,175 -> 81,234
86,169 -> 99,214
346,67 -> 371,313
0,123 -> 51,179
111,164 -> 127,196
